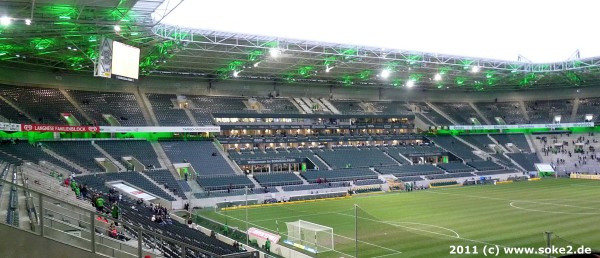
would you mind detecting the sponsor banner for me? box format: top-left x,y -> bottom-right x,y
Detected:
248,227 -> 281,243
219,124 -> 409,130
236,158 -> 305,165
570,173 -> 600,180
449,122 -> 594,131
99,126 -> 220,133
0,122 -> 22,132
21,124 -> 100,132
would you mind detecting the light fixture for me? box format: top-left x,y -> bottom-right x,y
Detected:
114,25 -> 121,32
233,70 -> 240,77
0,16 -> 12,26
269,48 -> 280,58
406,80 -> 415,88
253,61 -> 261,67
325,65 -> 333,73
25,19 -> 31,25
434,73 -> 442,81
471,66 -> 480,73
380,69 -> 391,79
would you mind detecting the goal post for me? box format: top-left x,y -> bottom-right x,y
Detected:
285,220 -> 334,253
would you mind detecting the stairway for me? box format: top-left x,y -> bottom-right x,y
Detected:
0,96 -> 36,123
135,90 -> 158,126
293,98 -> 313,114
519,101 -> 530,122
149,142 -> 177,174
425,102 -> 458,125
40,147 -> 89,174
213,142 -> 243,173
571,98 -> 580,122
60,89 -> 92,124
183,109 -> 199,126
320,98 -> 341,114
137,171 -> 181,201
453,136 -> 489,161
469,102 -> 491,125
382,151 -> 404,166
311,155 -> 333,170
294,172 -> 310,185
90,142 -> 126,171
288,98 -> 306,114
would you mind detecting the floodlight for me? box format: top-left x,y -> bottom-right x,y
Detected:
471,66 -> 480,73
269,48 -> 280,58
114,25 -> 121,32
0,16 -> 11,26
434,73 -> 442,81
253,61 -> 261,67
25,19 -> 31,25
380,69 -> 391,79
406,80 -> 415,88
233,70 -> 240,77
325,65 -> 333,73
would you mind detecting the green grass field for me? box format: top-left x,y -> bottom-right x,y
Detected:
198,179 -> 600,257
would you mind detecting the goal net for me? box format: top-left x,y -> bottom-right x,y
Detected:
285,220 -> 334,253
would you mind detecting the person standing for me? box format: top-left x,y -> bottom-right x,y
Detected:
80,184 -> 88,199
74,185 -> 81,199
112,204 -> 120,225
96,195 -> 105,213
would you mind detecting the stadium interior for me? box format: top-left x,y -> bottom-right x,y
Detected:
0,1 -> 599,258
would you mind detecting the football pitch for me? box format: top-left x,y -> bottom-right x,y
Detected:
198,179 -> 600,257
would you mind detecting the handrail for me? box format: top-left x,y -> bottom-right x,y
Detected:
0,175 -> 257,258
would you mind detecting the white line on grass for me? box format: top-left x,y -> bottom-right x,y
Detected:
425,190 -> 600,212
385,221 -> 460,238
509,202 -> 600,215
333,211 -> 548,257
215,210 -> 402,257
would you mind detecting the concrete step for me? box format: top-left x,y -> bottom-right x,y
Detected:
40,146 -> 89,174
91,142 -> 126,171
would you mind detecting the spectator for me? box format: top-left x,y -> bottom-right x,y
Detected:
187,217 -> 193,228
96,196 -> 105,213
111,204 -> 120,225
74,185 -> 81,198
108,223 -> 118,238
80,184 -> 88,199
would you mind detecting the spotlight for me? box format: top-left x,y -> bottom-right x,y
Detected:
380,69 -> 391,79
114,25 -> 121,32
325,65 -> 333,73
434,73 -> 442,81
0,16 -> 11,26
471,66 -> 480,73
253,61 -> 261,67
269,48 -> 280,58
233,71 -> 240,77
25,19 -> 31,25
406,80 -> 415,88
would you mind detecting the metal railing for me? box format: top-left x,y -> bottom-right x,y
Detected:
0,175 -> 258,258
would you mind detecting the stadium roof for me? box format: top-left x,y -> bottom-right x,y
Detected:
1,0 -> 600,91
